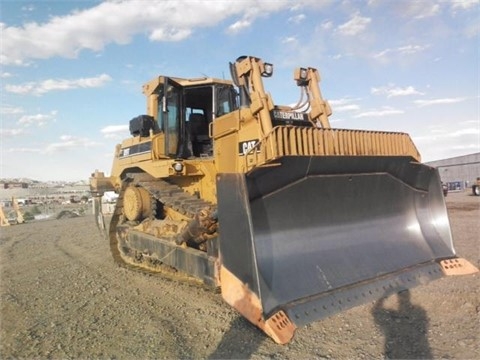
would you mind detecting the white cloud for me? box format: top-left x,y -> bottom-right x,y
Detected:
329,98 -> 361,112
21,5 -> 35,12
287,1 -> 333,12
354,107 -> 404,118
450,0 -> 479,10
336,13 -> 371,36
414,3 -> 440,19
1,0 -> 323,65
463,21 -> 480,38
5,74 -> 111,96
101,125 -> 129,139
225,1 -> 297,34
321,20 -> 333,30
414,97 -> 466,107
373,44 -> 430,63
7,146 -> 40,152
288,14 -> 306,24
0,128 -> 25,137
414,124 -> 480,161
450,128 -> 480,137
43,135 -> 98,154
414,128 -> 479,148
451,143 -> 479,151
282,36 -> 298,44
371,84 -> 425,98
334,104 -> 361,112
149,28 -> 192,42
227,17 -> 254,34
17,111 -> 57,127
0,106 -> 24,115
460,120 -> 480,125
1,72 -> 13,78
415,125 -> 479,141
101,125 -> 129,134
391,1 -> 442,19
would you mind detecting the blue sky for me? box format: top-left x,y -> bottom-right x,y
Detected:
1,0 -> 478,181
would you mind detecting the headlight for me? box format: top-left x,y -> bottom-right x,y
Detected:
261,62 -> 273,77
173,161 -> 184,173
299,67 -> 307,80
294,67 -> 309,86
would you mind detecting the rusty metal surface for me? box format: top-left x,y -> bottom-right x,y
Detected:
220,265 -> 297,344
440,258 -> 478,275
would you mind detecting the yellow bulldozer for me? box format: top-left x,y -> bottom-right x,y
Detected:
90,55 -> 477,344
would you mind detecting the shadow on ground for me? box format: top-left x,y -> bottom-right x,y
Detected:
208,317 -> 265,359
372,290 -> 432,359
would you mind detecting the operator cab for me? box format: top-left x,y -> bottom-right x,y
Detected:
144,77 -> 237,159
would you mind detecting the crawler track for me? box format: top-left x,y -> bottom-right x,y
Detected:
108,174 -> 217,279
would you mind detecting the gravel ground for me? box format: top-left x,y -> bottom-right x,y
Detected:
0,191 -> 478,359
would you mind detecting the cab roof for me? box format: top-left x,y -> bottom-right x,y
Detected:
143,76 -> 234,96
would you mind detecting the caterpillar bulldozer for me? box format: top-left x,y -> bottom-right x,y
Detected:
90,55 -> 478,344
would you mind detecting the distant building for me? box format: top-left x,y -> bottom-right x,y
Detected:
2,182 -> 29,189
425,152 -> 480,191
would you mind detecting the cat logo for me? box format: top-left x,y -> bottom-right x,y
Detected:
239,139 -> 260,156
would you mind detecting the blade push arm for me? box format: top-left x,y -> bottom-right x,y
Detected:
294,67 -> 332,128
230,56 -> 275,136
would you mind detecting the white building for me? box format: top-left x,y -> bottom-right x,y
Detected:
425,152 -> 480,191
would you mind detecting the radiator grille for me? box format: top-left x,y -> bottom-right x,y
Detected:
245,126 -> 421,170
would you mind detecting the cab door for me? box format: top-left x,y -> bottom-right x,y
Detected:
159,78 -> 183,157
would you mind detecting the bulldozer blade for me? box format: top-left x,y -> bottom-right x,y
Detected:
93,195 -> 107,238
217,156 -> 463,343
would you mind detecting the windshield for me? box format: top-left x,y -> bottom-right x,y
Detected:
216,85 -> 237,117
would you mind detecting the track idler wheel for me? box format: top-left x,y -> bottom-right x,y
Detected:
123,185 -> 152,221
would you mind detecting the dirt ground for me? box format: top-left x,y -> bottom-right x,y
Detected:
0,192 -> 478,359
